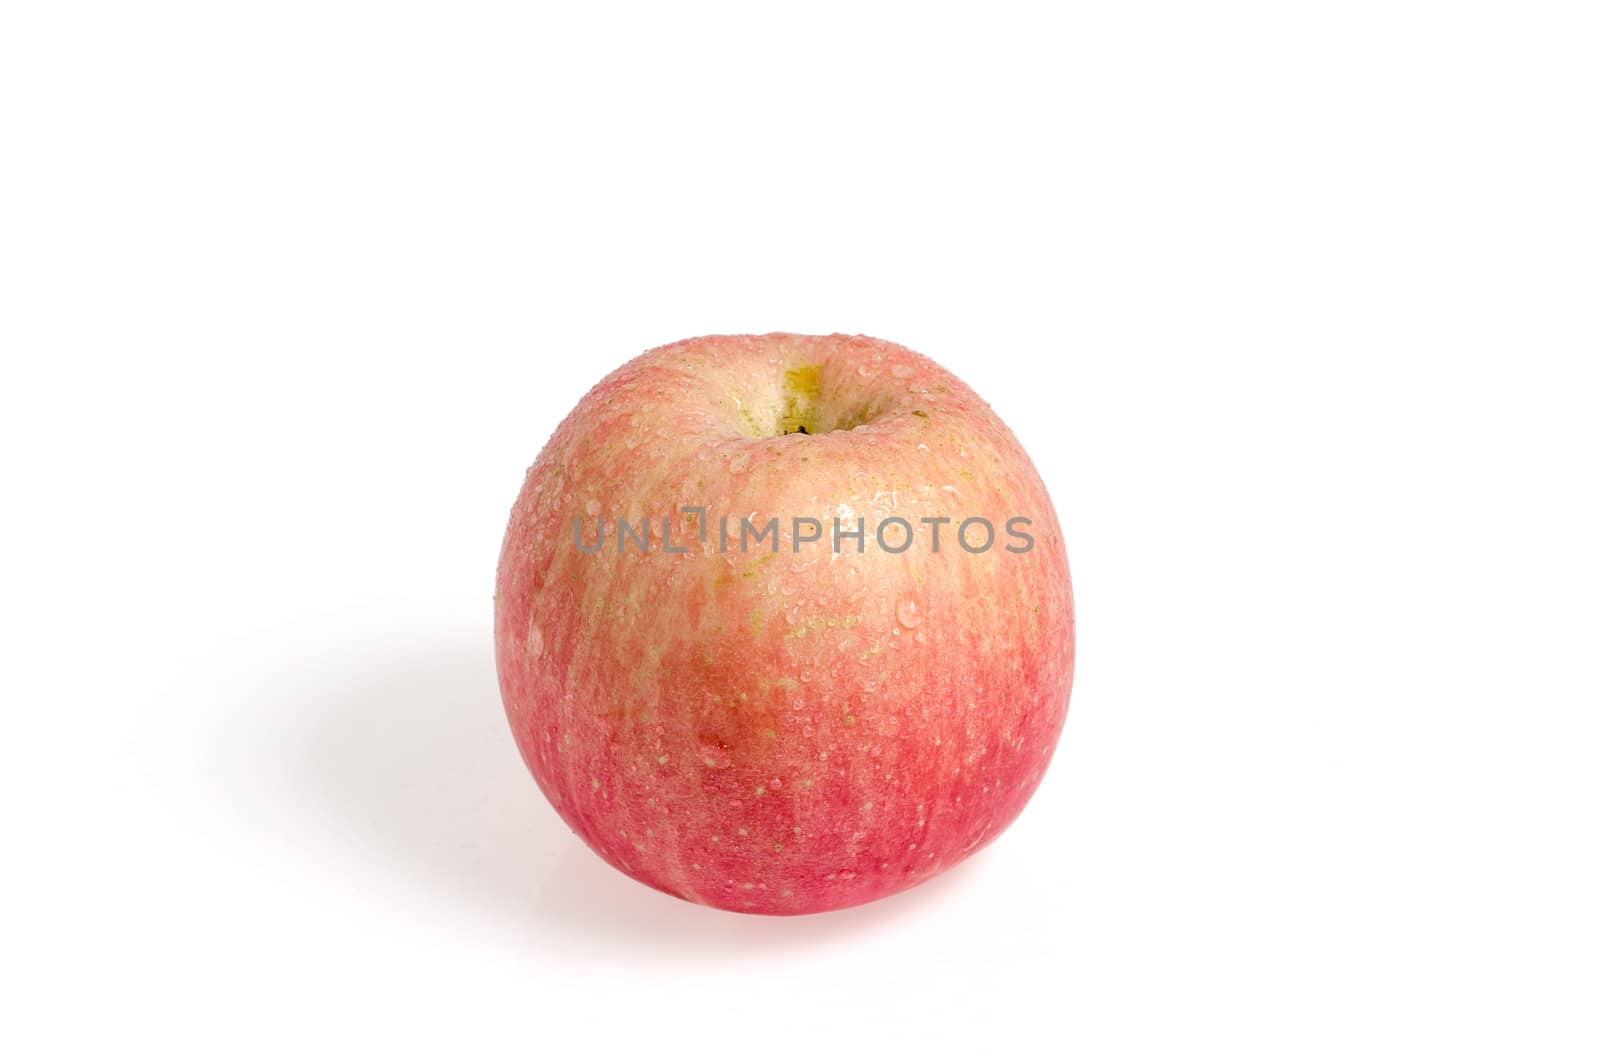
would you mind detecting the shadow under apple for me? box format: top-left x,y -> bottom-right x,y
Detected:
248,629 -> 979,959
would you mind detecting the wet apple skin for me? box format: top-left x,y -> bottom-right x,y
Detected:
495,334 -> 1074,914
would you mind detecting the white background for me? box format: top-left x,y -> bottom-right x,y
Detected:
3,3 -> 1597,1056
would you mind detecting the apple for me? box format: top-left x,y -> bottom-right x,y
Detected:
495,333 -> 1074,914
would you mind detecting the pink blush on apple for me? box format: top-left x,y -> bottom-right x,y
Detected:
494,333 -> 1074,914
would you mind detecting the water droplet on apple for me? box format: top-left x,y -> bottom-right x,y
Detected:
891,364 -> 913,379
527,624 -> 544,657
896,596 -> 922,629
698,740 -> 732,769
584,499 -> 600,516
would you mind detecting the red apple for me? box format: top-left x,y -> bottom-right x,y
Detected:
495,334 -> 1074,914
